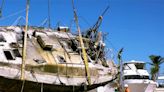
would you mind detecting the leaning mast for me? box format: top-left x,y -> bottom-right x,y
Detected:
21,0 -> 30,80
71,0 -> 91,85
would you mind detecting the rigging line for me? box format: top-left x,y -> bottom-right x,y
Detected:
0,0 -> 4,9
0,0 -> 5,17
54,21 -> 60,29
11,16 -> 32,26
0,0 -> 4,11
11,16 -> 24,26
78,16 -> 91,27
104,37 -> 117,52
69,19 -> 74,32
11,16 -> 23,26
0,8 -> 26,21
48,0 -> 51,29
101,5 -> 110,17
39,18 -> 48,27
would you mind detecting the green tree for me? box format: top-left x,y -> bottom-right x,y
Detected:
148,55 -> 164,81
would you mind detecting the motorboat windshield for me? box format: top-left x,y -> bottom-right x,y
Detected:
123,61 -> 146,70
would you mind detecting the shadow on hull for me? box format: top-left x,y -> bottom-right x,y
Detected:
0,76 -> 116,92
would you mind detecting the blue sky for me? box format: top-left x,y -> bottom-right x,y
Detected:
0,0 -> 164,74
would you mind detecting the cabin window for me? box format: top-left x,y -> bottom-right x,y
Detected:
57,55 -> 66,63
4,49 -> 21,60
0,34 -> 6,42
4,50 -> 15,60
135,63 -> 145,69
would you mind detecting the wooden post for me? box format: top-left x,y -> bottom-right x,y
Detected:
21,0 -> 30,80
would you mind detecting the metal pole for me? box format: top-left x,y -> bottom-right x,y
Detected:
21,0 -> 30,80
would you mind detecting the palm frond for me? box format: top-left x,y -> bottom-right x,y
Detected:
146,62 -> 154,66
159,57 -> 164,64
149,55 -> 161,64
117,48 -> 123,61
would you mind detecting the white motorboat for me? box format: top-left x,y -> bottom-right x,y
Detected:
121,60 -> 157,92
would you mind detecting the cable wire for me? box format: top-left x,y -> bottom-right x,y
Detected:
0,9 -> 26,21
0,0 -> 5,17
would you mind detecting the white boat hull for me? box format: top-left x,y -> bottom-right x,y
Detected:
124,79 -> 157,92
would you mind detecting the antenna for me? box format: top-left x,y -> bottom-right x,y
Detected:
71,0 -> 91,85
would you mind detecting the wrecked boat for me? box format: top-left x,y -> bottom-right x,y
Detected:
0,26 -> 117,92
0,0 -> 117,91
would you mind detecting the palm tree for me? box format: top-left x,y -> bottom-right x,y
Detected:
117,48 -> 124,91
148,55 -> 164,81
